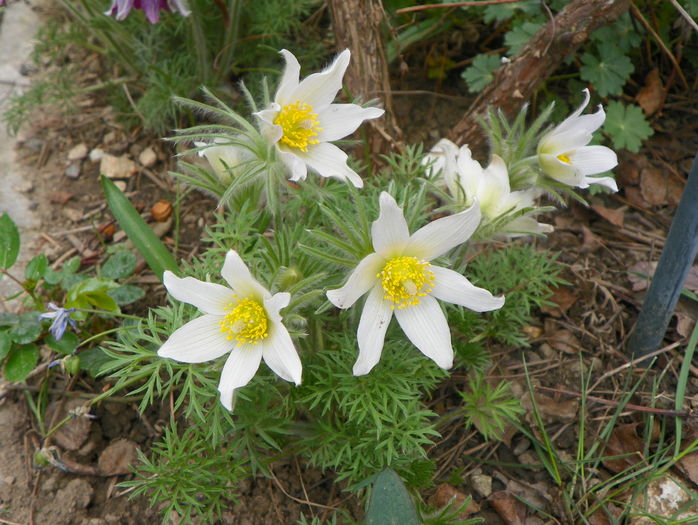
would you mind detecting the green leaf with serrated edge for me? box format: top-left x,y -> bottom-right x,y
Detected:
482,0 -> 540,23
25,253 -> 48,281
101,250 -> 137,280
101,176 -> 178,282
78,346 -> 112,377
0,213 -> 20,270
504,21 -> 543,55
591,13 -> 642,54
462,54 -> 501,93
0,331 -> 12,361
4,344 -> 39,382
603,101 -> 654,153
10,313 -> 42,344
365,468 -> 419,525
108,284 -> 145,306
580,44 -> 634,97
46,331 -> 80,355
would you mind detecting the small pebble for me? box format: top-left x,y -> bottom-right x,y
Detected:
67,143 -> 88,160
64,162 -> 81,179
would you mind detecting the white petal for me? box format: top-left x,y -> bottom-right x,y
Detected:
538,154 -> 585,187
261,322 -> 302,384
583,175 -> 619,192
553,88 -> 591,134
220,250 -> 268,299
264,292 -> 291,319
456,144 -> 485,200
354,286 -> 393,375
372,192 -> 410,254
288,49 -> 350,110
394,296 -> 453,369
163,271 -> 232,315
431,266 -> 505,311
275,50 -> 301,106
316,104 -> 384,142
406,203 -> 481,260
569,145 -> 618,176
158,314 -> 231,363
278,149 -> 308,182
327,252 -> 384,309
424,139 -> 460,195
217,346 -> 263,410
299,142 -> 363,187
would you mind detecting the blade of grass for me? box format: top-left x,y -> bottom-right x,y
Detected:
101,175 -> 178,281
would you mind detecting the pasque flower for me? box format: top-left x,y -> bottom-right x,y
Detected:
425,139 -> 552,237
537,89 -> 618,191
194,139 -> 247,185
158,250 -> 302,410
105,0 -> 190,24
327,192 -> 505,375
254,49 -> 384,188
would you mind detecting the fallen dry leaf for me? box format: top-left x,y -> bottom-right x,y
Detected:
636,69 -> 664,116
489,490 -> 525,525
677,450 -> 698,488
591,205 -> 625,227
547,329 -> 581,355
676,313 -> 695,338
540,286 -> 578,317
581,225 -> 602,252
602,422 -> 644,474
640,166 -> 667,206
98,438 -> 139,476
429,483 -> 479,517
48,190 -> 75,205
624,187 -> 650,209
627,261 -> 657,292
47,399 -> 92,451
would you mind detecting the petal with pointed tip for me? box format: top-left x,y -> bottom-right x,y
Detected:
288,49 -> 350,110
220,250 -> 268,298
275,50 -> 301,106
261,323 -> 302,384
316,104 -> 384,142
299,142 -> 363,187
163,271 -> 232,315
217,346 -> 263,410
353,286 -> 393,375
394,296 -> 453,369
407,204 -> 481,260
327,253 -> 384,309
431,266 -> 505,311
371,192 -> 410,254
158,314 -> 231,363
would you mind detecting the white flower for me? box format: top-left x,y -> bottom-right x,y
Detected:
158,250 -> 302,410
425,139 -> 552,237
537,89 -> 618,191
326,192 -> 505,375
194,139 -> 247,185
254,49 -> 384,188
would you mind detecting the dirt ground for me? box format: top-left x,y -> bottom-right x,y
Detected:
2,3 -> 698,525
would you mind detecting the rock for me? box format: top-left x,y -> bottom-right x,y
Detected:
14,180 -> 34,193
100,153 -> 137,179
114,180 -> 127,192
471,473 -> 493,498
89,147 -> 104,162
64,162 -> 81,179
98,438 -> 139,475
62,208 -> 83,223
429,483 -> 479,517
47,399 -> 92,451
67,143 -> 88,160
629,476 -> 698,524
138,146 -> 157,168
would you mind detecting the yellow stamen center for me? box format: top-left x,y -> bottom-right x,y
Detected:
378,256 -> 435,310
219,297 -> 268,346
274,101 -> 322,152
557,153 -> 572,164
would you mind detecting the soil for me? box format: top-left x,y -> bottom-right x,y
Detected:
1,3 -> 698,525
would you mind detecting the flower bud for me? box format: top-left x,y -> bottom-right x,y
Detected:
63,355 -> 81,376
278,266 -> 303,290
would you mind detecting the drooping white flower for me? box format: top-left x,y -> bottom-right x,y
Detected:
327,192 -> 505,375
194,139 -> 247,185
537,89 -> 618,191
254,49 -> 384,188
158,250 -> 302,410
424,139 -> 552,237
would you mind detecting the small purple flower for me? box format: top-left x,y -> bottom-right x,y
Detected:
39,303 -> 78,340
105,0 -> 191,24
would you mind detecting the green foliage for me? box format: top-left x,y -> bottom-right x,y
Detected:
603,101 -> 654,153
580,42 -> 635,97
504,21 -> 542,55
458,372 -> 524,441
122,422 -> 248,524
451,245 -> 564,346
461,54 -> 500,93
0,213 -> 20,270
101,251 -> 137,280
4,343 -> 39,382
365,468 -> 419,525
101,176 -> 178,281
